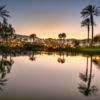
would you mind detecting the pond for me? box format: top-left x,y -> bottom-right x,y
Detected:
0,51 -> 100,100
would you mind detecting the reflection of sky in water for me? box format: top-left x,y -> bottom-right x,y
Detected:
0,54 -> 100,100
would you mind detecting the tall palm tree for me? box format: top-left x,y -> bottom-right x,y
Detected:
30,33 -> 36,43
81,5 -> 100,45
0,5 -> 10,46
81,18 -> 90,45
0,5 -> 10,20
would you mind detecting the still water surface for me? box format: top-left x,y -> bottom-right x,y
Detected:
0,52 -> 100,100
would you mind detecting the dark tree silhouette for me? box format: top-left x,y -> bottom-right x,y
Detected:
58,33 -> 62,42
58,33 -> 66,47
0,5 -> 10,21
30,33 -> 37,43
81,18 -> 90,45
81,5 -> 100,45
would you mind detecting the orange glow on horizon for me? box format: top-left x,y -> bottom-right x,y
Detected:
15,25 -> 88,39
14,21 -> 99,39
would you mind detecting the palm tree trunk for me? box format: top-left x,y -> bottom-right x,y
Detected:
92,25 -> 94,44
90,14 -> 94,46
88,25 -> 90,46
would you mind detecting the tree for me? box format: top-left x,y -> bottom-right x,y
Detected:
8,24 -> 15,39
8,24 -> 15,34
0,22 -> 3,35
30,34 -> 36,43
0,5 -> 10,21
81,5 -> 100,45
62,33 -> 66,40
58,33 -> 66,47
1,18 -> 9,42
58,33 -> 62,40
62,33 -> 66,46
0,18 -> 15,46
81,18 -> 90,45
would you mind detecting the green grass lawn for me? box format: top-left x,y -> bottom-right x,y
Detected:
68,46 -> 100,55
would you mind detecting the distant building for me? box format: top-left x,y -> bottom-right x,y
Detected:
78,39 -> 91,46
13,34 -> 30,42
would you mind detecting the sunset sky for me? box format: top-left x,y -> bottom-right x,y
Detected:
0,0 -> 100,39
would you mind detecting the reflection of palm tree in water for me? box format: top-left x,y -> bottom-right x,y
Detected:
29,52 -> 36,61
57,52 -> 65,64
78,56 -> 98,96
79,56 -> 89,82
0,54 -> 14,91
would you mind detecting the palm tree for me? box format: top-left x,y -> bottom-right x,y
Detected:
0,19 -> 15,46
81,18 -> 90,45
58,33 -> 66,47
58,33 -> 62,40
7,24 -> 15,41
81,5 -> 100,45
0,5 -> 10,20
62,33 -> 66,40
62,33 -> 66,46
1,18 -> 9,43
58,33 -> 62,47
8,24 -> 15,35
0,22 -> 2,32
0,5 -> 12,46
30,33 -> 36,43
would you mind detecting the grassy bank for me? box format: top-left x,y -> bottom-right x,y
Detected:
67,46 -> 100,55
